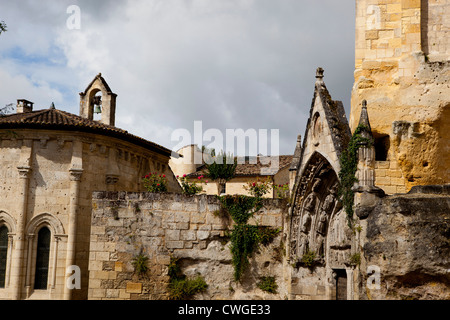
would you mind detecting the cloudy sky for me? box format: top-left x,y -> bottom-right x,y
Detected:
0,0 -> 355,156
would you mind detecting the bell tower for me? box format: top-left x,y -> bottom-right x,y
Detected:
79,73 -> 117,126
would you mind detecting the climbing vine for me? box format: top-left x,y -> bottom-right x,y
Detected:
338,124 -> 373,228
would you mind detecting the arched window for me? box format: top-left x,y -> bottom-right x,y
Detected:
34,227 -> 51,290
0,226 -> 8,288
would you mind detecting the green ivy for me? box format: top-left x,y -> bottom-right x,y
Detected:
338,124 -> 373,227
218,195 -> 279,282
218,195 -> 263,225
230,224 -> 260,281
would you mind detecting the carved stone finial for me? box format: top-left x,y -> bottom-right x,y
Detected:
362,99 -> 367,109
316,67 -> 324,80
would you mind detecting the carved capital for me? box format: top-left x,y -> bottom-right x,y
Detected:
69,168 -> 83,182
106,174 -> 119,185
17,166 -> 32,179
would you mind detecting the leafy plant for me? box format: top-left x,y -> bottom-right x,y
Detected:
257,276 -> 278,294
300,250 -> 316,268
349,253 -> 361,266
338,124 -> 373,227
218,195 -> 263,225
178,174 -> 207,195
168,258 -> 208,300
258,227 -> 281,246
142,172 -> 168,193
218,194 -> 278,281
230,224 -> 260,281
273,183 -> 290,199
131,253 -> 149,276
204,151 -> 237,195
244,178 -> 272,198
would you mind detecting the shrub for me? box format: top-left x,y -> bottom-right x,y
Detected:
244,178 -> 272,198
273,183 -> 289,199
142,172 -> 168,193
301,250 -> 316,268
257,276 -> 278,294
178,174 -> 207,195
168,258 -> 208,300
131,253 -> 149,276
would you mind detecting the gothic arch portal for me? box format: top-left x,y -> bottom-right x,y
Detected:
289,152 -> 342,262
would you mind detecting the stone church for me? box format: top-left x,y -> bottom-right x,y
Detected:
0,0 -> 449,300
0,74 -> 180,300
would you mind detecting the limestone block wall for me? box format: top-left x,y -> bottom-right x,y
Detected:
351,0 -> 450,192
423,0 -> 450,61
88,192 -> 288,300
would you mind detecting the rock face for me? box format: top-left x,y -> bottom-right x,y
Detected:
359,186 -> 450,300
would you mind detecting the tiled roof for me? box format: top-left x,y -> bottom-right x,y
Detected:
188,155 -> 293,178
0,108 -> 174,157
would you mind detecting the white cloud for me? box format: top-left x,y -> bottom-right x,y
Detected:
0,0 -> 355,155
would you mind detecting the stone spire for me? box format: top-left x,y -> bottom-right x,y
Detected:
353,100 -> 384,218
357,100 -> 373,140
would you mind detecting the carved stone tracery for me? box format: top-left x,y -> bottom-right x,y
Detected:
289,152 -> 350,267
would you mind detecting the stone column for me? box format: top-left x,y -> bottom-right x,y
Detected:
64,168 -> 83,300
10,165 -> 32,300
64,140 -> 83,300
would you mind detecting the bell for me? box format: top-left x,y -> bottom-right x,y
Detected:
94,105 -> 102,114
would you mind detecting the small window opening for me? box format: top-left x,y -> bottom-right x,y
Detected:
34,227 -> 51,290
0,226 -> 8,288
374,135 -> 390,161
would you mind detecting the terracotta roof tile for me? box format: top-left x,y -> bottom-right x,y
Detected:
188,155 -> 293,178
0,108 -> 175,157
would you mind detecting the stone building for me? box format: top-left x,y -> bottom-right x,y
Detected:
0,74 -> 180,300
170,144 -> 293,198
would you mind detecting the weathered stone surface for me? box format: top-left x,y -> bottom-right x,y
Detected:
88,192 -> 286,300
360,193 -> 450,300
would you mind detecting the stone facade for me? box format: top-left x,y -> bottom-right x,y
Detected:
170,145 -> 293,198
352,0 -> 450,193
88,192 -> 287,300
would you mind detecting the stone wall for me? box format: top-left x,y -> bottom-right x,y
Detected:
351,0 -> 450,193
88,192 -> 288,300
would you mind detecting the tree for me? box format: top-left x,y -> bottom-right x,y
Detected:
204,150 -> 237,195
0,21 -> 7,35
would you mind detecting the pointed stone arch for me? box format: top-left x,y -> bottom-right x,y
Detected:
289,151 -> 341,262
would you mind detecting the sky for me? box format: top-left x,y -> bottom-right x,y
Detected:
0,0 -> 355,156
